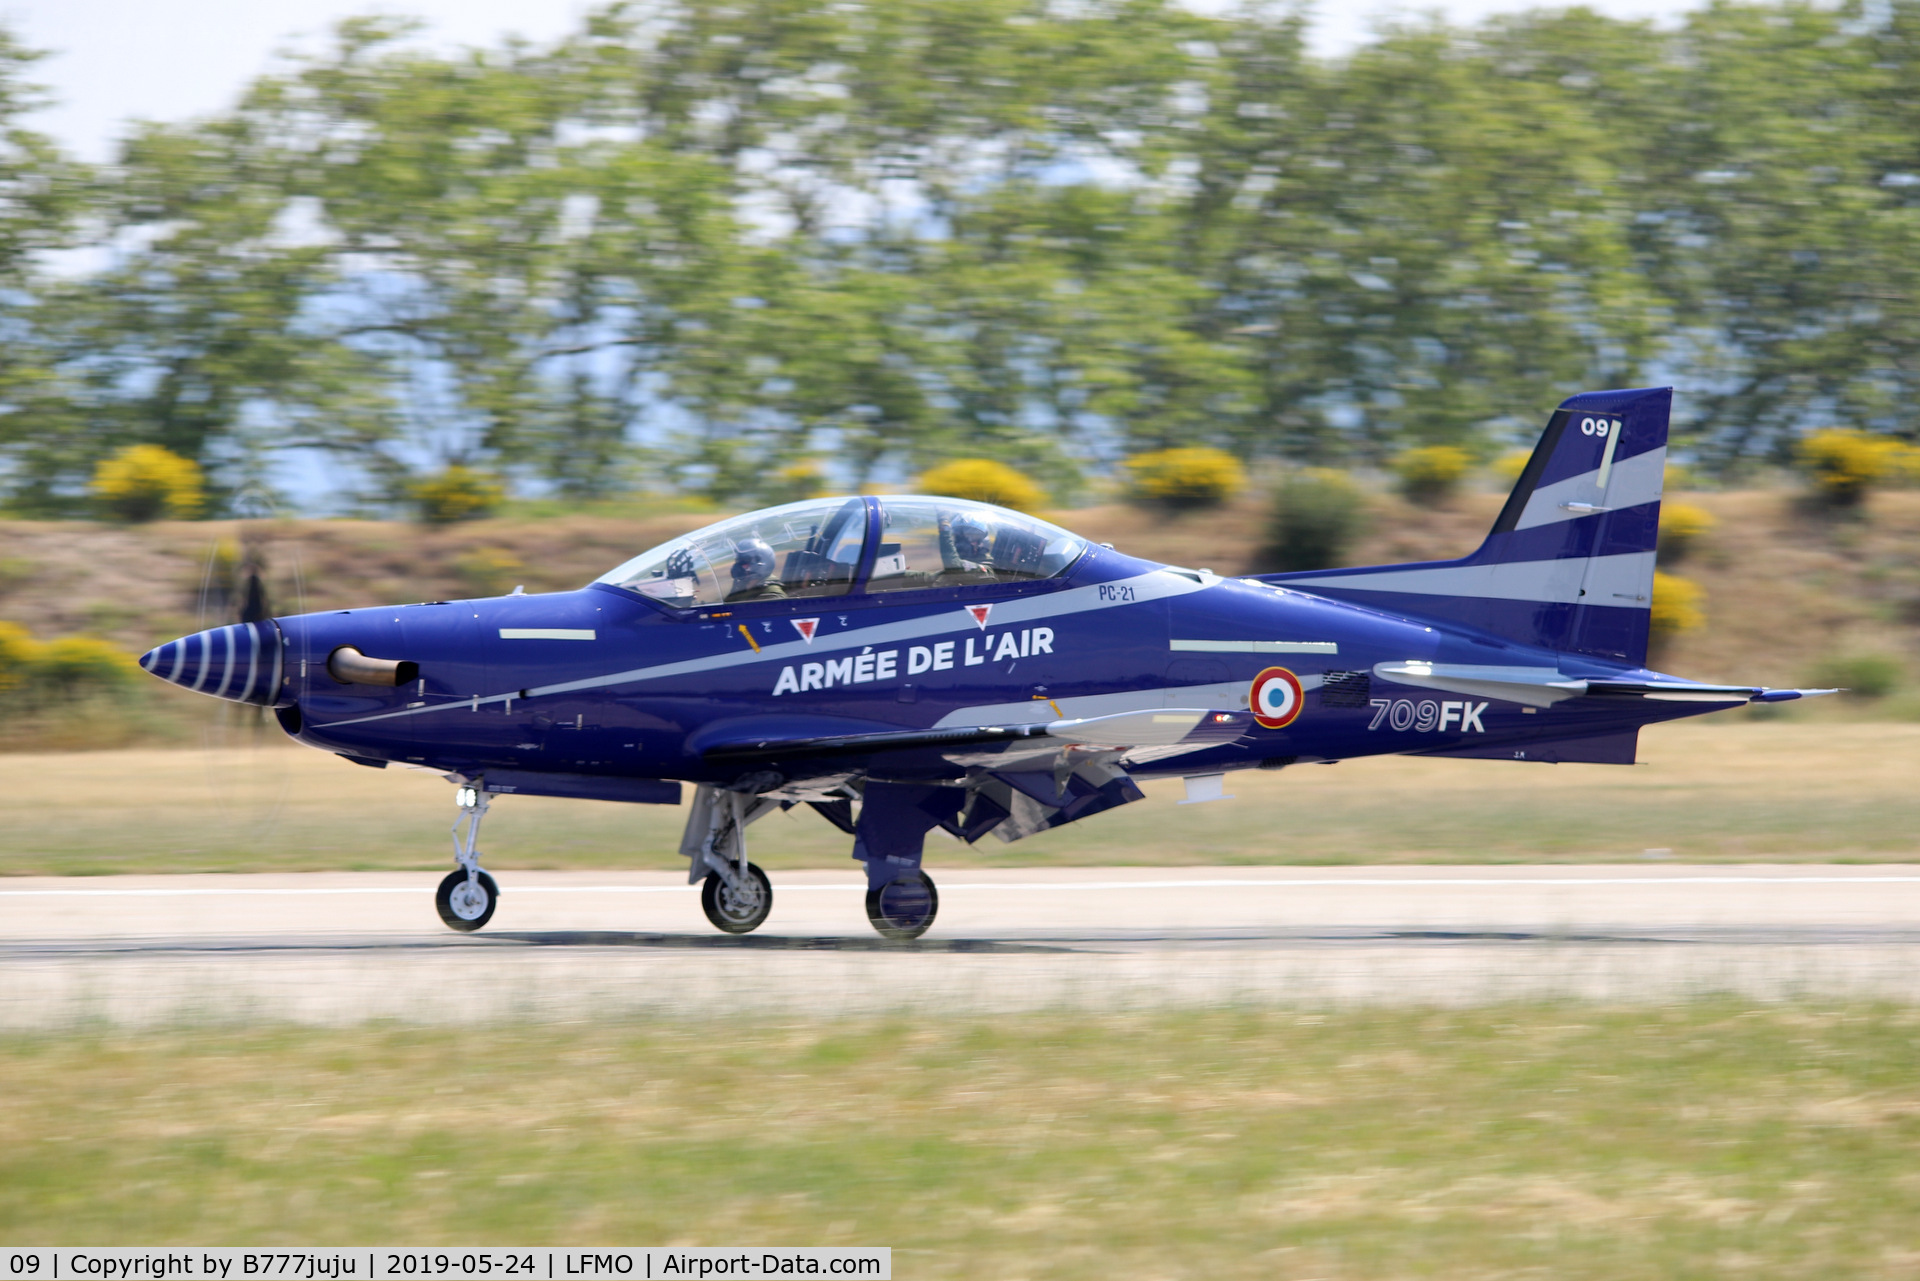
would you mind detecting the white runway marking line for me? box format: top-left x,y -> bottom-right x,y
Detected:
5,875 -> 1920,898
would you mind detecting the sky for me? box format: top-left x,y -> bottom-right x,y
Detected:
8,0 -> 1700,163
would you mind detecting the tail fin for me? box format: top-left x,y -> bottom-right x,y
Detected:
1264,387 -> 1670,665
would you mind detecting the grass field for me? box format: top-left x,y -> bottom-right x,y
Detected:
3,1003 -> 1917,1275
3,718 -> 1917,875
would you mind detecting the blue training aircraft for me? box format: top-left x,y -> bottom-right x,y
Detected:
140,387 -> 1828,939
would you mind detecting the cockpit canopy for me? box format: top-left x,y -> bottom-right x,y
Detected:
595,495 -> 1088,609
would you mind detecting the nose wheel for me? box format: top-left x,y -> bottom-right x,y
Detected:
701,861 -> 773,934
867,870 -> 938,940
438,783 -> 500,933
436,869 -> 500,931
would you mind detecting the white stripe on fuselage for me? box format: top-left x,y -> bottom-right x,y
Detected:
318,568 -> 1213,729
1281,551 -> 1657,606
934,674 -> 1326,730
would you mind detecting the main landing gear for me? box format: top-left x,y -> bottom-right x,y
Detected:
867,869 -> 939,940
679,783 -> 945,939
437,784 -> 499,932
438,779 -> 945,942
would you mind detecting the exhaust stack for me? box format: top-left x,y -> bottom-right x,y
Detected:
327,647 -> 419,687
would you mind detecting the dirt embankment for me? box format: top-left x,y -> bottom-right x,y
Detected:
0,488 -> 1911,691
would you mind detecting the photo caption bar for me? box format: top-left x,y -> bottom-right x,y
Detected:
0,1252 -> 889,1281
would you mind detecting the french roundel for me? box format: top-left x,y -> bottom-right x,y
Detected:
1249,666 -> 1304,729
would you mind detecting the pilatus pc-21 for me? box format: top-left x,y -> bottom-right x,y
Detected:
142,387 -> 1826,939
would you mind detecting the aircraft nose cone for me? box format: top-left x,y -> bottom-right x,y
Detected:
139,620 -> 287,706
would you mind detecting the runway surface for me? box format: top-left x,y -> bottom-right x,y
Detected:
6,865 -> 1920,1025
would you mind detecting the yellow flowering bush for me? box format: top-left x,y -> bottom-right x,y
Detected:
1885,445 -> 1920,488
32,636 -> 140,694
1657,502 -> 1716,565
917,459 -> 1044,512
413,466 -> 506,525
1650,570 -> 1704,644
1392,445 -> 1472,504
1122,447 -> 1245,511
91,445 -> 204,522
1799,429 -> 1903,507
0,625 -> 140,706
0,621 -> 34,693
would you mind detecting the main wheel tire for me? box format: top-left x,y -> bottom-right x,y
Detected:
435,869 -> 500,932
701,861 -> 773,934
866,870 -> 938,940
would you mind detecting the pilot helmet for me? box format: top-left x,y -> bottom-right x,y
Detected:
730,536 -> 778,589
950,512 -> 993,562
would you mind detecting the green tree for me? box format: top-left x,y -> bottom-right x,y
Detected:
0,30 -> 89,514
1184,10 -> 1661,463
27,0 -> 1920,513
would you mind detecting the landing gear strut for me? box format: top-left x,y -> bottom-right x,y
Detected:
438,784 -> 499,932
682,785 -> 778,934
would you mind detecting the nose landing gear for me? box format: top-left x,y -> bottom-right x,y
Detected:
437,784 -> 499,932
682,784 -> 779,934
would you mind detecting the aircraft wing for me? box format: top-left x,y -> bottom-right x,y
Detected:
702,707 -> 1253,848
701,707 -> 1250,765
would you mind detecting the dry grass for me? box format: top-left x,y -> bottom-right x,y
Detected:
5,1003 -> 1920,1277
4,483 -> 1920,697
3,718 -> 1916,875
0,513 -> 715,654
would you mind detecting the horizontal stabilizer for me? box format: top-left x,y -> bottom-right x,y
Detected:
1749,687 -> 1839,703
1376,661 -> 1828,709
1585,679 -> 1759,703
